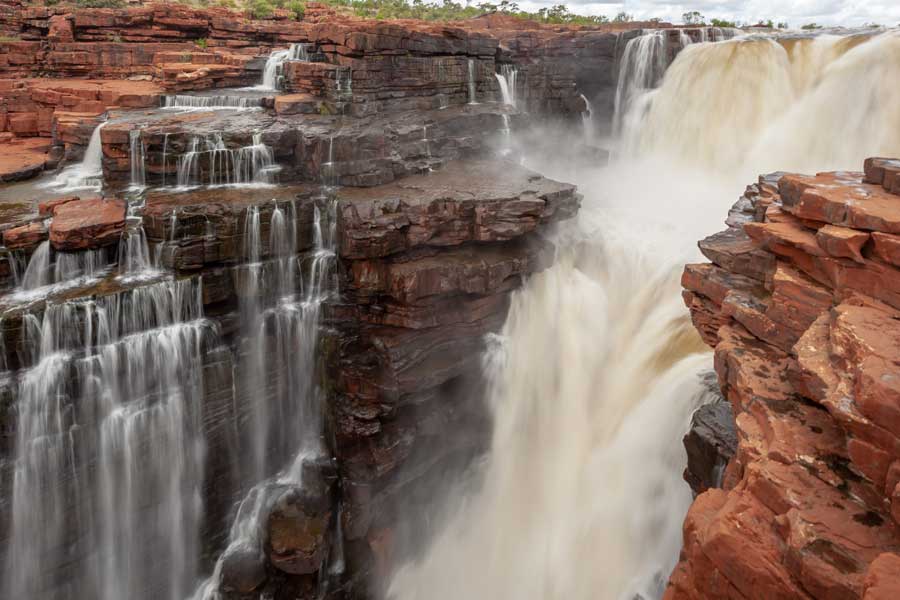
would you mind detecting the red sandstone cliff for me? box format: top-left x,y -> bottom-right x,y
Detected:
671,158 -> 900,599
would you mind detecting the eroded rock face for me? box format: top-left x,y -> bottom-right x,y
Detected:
669,158 -> 900,600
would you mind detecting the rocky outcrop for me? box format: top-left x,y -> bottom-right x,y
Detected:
669,158 -> 900,600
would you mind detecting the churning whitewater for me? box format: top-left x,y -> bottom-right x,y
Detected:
388,28 -> 900,600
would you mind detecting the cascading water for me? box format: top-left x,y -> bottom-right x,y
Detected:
579,93 -> 593,141
467,59 -> 478,104
388,27 -> 900,600
129,129 -> 146,191
612,31 -> 668,135
2,277 -> 216,600
621,30 -> 900,175
175,133 -> 278,188
162,95 -> 264,110
44,119 -> 108,193
191,197 -> 337,600
495,64 -> 518,107
257,43 -> 310,90
9,240 -> 111,299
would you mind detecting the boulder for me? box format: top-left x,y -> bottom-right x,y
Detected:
266,461 -> 335,576
48,197 -> 125,250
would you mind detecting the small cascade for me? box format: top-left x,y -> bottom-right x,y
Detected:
175,133 -> 278,188
322,135 -> 337,188
44,120 -> 108,193
2,277 -> 216,600
161,132 -> 170,187
129,129 -> 146,191
117,219 -> 155,278
192,198 -> 338,600
162,95 -> 264,110
613,30 -> 668,135
12,240 -> 111,298
499,114 -> 512,156
258,43 -> 310,90
422,124 -> 432,160
467,59 -> 478,104
334,67 -> 353,112
679,30 -> 693,48
495,64 -> 518,107
579,93 -> 594,142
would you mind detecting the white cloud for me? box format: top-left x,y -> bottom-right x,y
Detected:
512,0 -> 900,27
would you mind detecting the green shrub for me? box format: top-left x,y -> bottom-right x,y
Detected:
801,22 -> 823,30
287,0 -> 306,20
249,0 -> 275,18
195,37 -> 208,49
710,18 -> 737,27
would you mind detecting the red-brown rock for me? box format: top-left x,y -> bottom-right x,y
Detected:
3,221 -> 47,250
48,197 -> 125,250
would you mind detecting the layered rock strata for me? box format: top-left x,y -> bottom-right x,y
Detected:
670,158 -> 900,600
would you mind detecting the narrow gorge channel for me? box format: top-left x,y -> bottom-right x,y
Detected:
1,4 -> 900,600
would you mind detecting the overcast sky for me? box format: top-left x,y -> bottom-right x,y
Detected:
512,1 -> 900,27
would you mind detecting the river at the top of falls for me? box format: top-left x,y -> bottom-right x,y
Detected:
386,27 -> 900,600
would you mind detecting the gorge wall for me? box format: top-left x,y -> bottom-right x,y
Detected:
673,159 -> 900,600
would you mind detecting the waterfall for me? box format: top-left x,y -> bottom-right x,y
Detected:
175,133 -> 278,188
495,64 -> 518,107
161,132 -> 169,187
191,198 -> 337,600
129,129 -> 146,191
579,93 -> 593,141
388,168 -> 719,600
679,30 -> 692,47
117,221 -> 155,278
162,95 -> 264,110
257,43 -> 310,90
622,31 -> 900,175
13,240 -> 110,297
2,278 -> 215,600
44,119 -> 108,193
422,124 -> 432,159
322,134 -> 336,187
334,67 -> 353,111
388,28 -> 900,600
467,59 -> 478,104
613,31 -> 668,135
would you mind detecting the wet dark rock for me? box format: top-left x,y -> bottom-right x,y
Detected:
219,544 -> 267,594
683,398 -> 737,495
266,467 -> 334,576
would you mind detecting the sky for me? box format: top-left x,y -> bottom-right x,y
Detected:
513,1 -> 900,28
